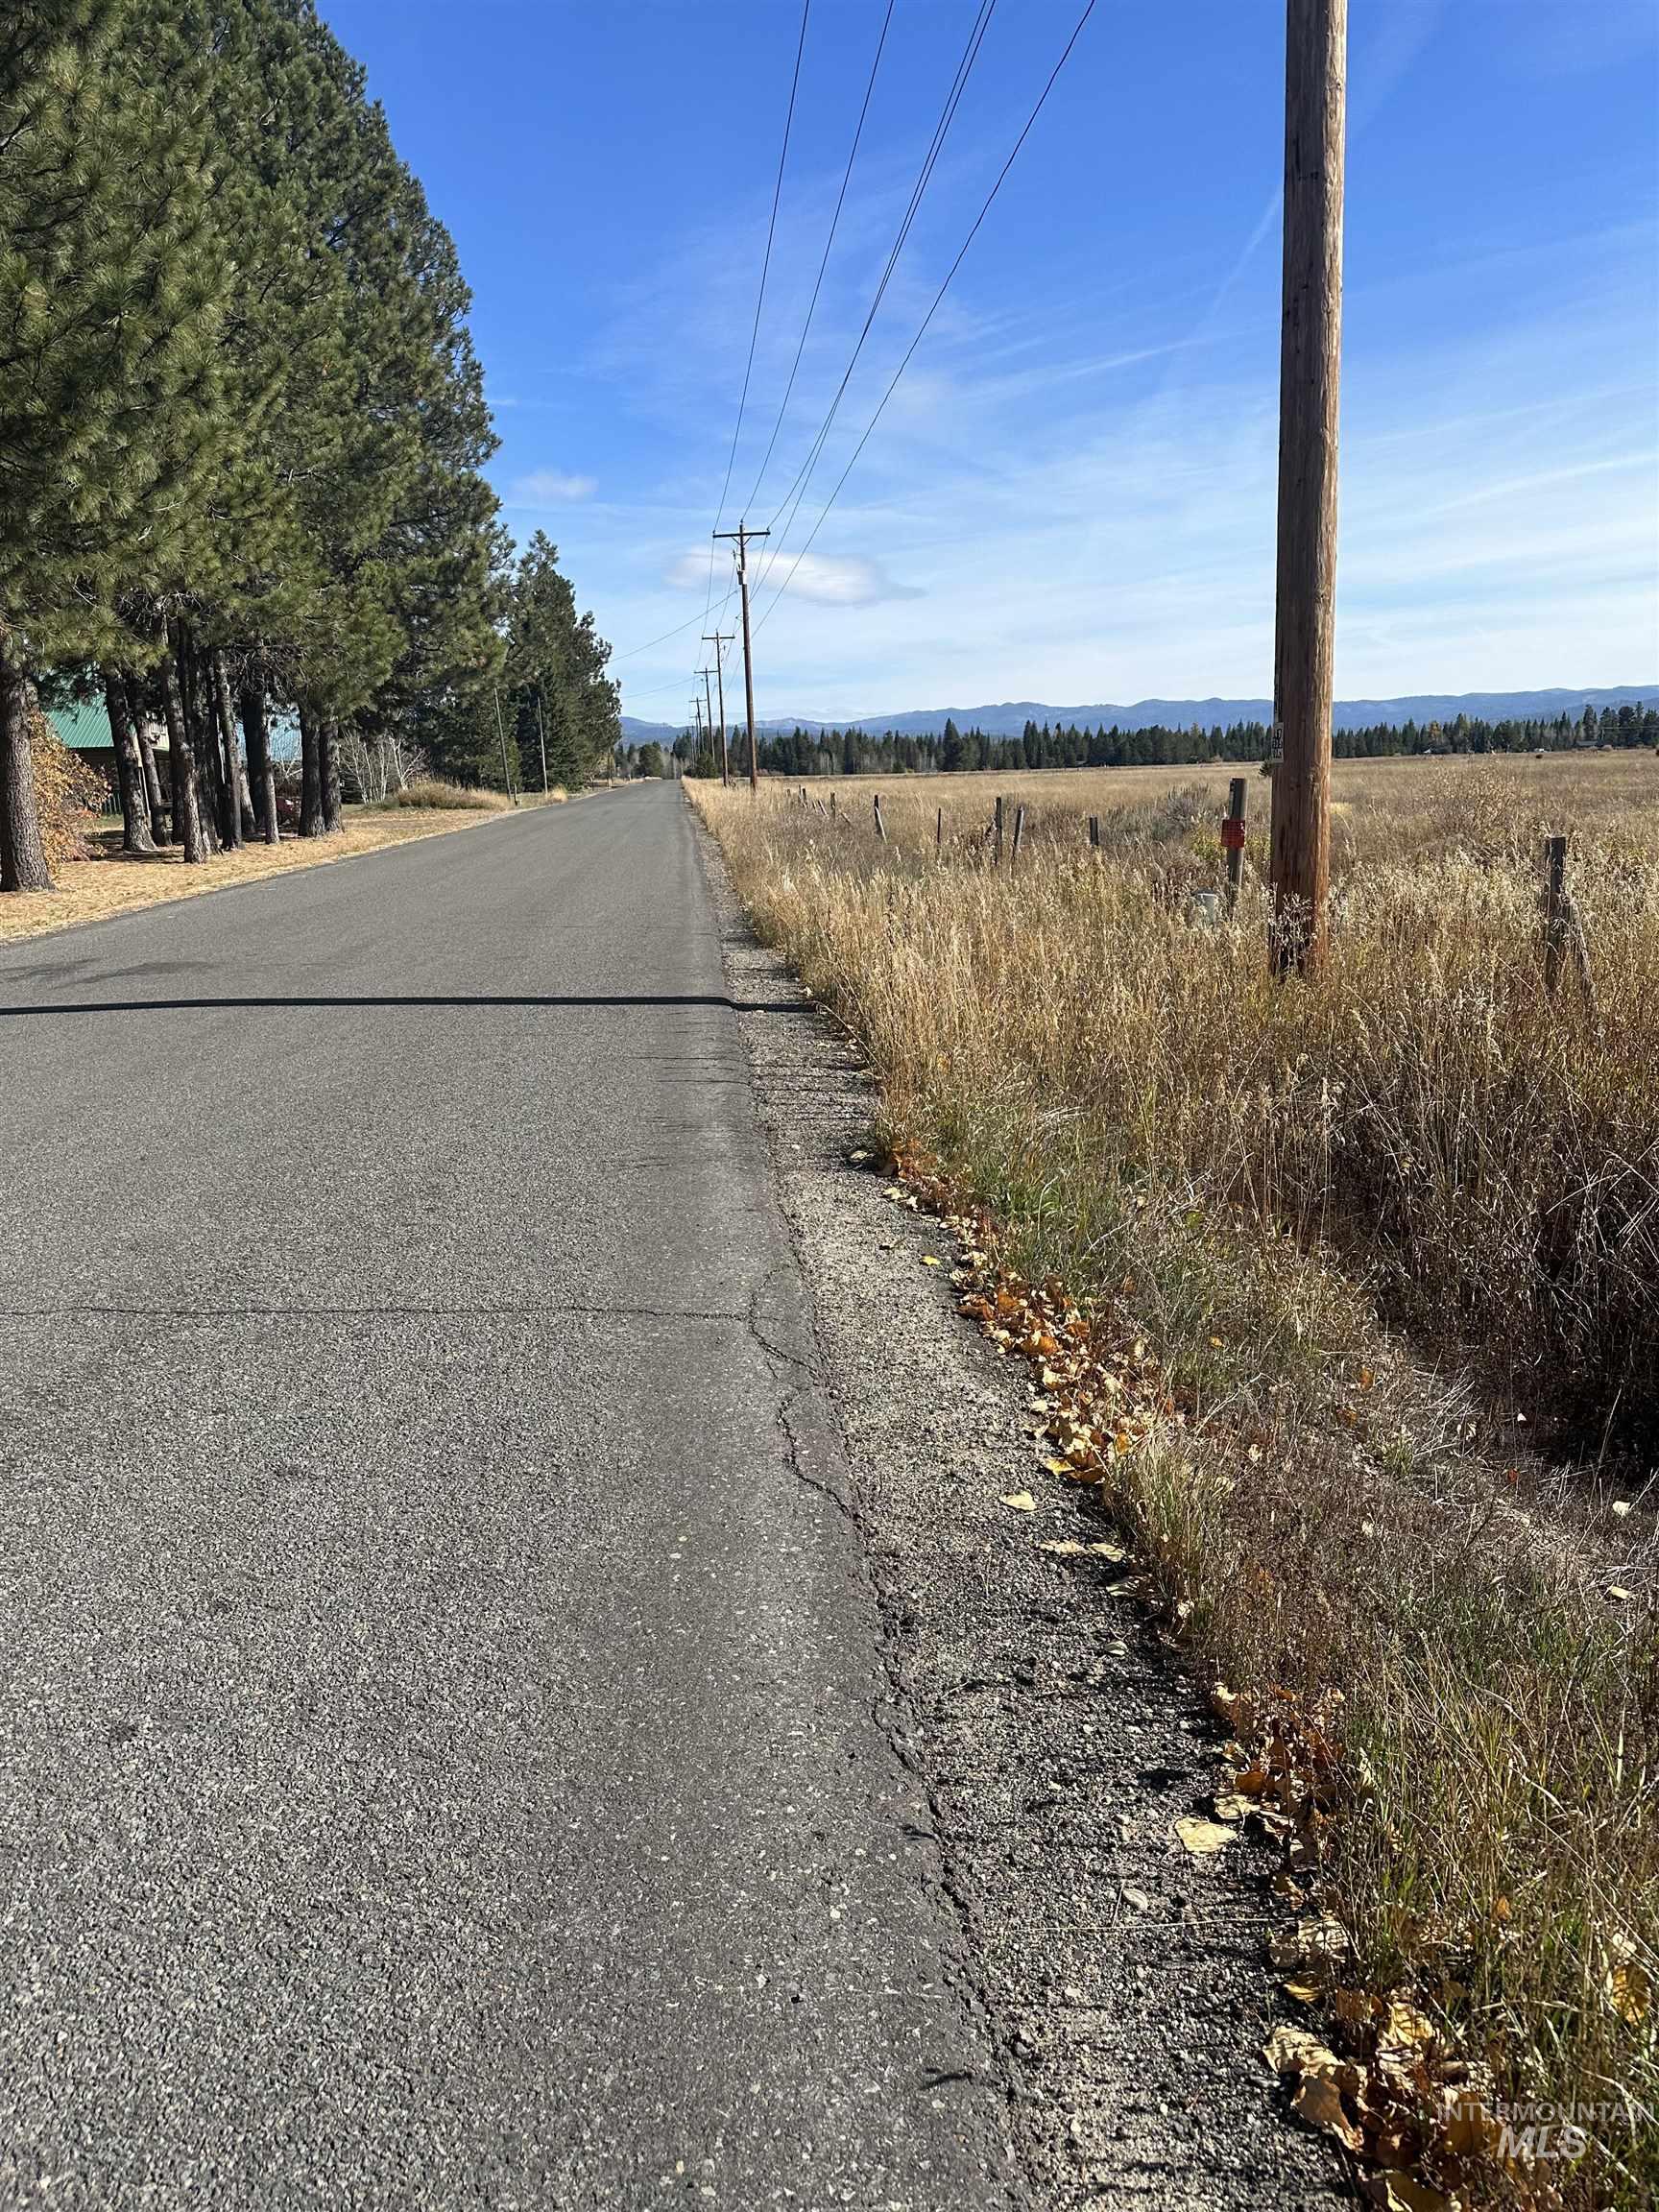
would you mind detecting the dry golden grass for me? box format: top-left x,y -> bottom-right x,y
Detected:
695,751 -> 1659,2207
0,790 -> 560,947
811,749 -> 1659,866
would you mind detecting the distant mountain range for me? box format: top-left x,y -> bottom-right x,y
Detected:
623,683 -> 1653,746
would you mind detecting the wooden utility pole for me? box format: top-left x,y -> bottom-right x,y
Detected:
701,665 -> 717,779
493,685 -> 518,805
712,524 -> 769,791
703,630 -> 733,789
1268,0 -> 1346,974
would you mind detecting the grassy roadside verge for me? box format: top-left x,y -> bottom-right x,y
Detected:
691,774 -> 1658,2210
0,785 -> 567,948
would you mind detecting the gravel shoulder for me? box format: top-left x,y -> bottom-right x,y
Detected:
696,807 -> 1353,2210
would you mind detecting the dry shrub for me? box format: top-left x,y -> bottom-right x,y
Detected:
29,706 -> 106,868
373,778 -> 511,812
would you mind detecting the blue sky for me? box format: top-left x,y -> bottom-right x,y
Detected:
325,0 -> 1658,723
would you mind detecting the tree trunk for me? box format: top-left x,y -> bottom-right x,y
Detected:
240,678 -> 278,845
159,627 -> 208,864
124,674 -> 170,843
320,715 -> 343,834
101,666 -> 156,854
129,677 -> 171,840
299,702 -> 323,836
0,627 -> 52,893
145,671 -> 181,843
209,651 -> 246,849
180,635 -> 222,854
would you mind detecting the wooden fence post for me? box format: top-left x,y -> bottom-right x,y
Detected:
1224,777 -> 1248,911
994,795 -> 1004,866
1543,833 -> 1597,1007
936,804 -> 943,852
873,793 -> 886,841
1544,834 -> 1567,995
1088,814 -> 1100,850
830,789 -> 837,821
1011,805 -> 1025,869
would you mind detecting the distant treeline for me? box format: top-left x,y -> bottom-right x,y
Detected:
672,700 -> 1656,780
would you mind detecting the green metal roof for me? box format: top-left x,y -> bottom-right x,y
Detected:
46,697 -> 116,752
47,694 -> 291,758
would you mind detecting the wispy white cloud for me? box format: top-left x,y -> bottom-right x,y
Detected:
665,546 -> 918,608
505,468 -> 596,505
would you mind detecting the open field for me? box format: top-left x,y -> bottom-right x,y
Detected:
0,787 -> 568,948
693,750 -> 1659,2208
796,748 -> 1659,871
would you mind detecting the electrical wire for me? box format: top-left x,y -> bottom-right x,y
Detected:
709,0 -> 811,541
740,0 -> 895,519
751,0 -> 998,598
755,0 -> 1098,637
613,577 -> 739,664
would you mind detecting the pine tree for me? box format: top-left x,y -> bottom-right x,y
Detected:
499,535 -> 618,792
0,0 -> 224,889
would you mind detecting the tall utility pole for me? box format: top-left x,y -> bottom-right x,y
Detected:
534,690 -> 550,795
1268,0 -> 1346,974
712,523 -> 769,791
493,685 -> 517,805
701,665 -> 717,780
703,630 -> 733,791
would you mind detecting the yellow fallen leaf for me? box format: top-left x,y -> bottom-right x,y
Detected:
999,1490 -> 1037,1513
1174,1815 -> 1236,1856
1362,2175 -> 1452,2212
1263,2023 -> 1336,2078
1380,1998 -> 1434,2055
1036,1539 -> 1088,1556
1608,1584 -> 1633,1603
921,1255 -> 942,1267
1611,1499 -> 1632,1519
1293,2069 -> 1363,2153
1213,1792 -> 1257,1823
1043,1457 -> 1072,1477
1606,1940 -> 1652,2027
1282,1979 -> 1320,2004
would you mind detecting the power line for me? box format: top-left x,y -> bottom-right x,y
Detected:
753,0 -> 998,591
613,577 -> 738,665
740,0 -> 896,519
709,0 -> 811,541
755,0 -> 1099,638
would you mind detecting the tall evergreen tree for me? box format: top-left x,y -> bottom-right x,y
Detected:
497,535 -> 618,792
0,0 -> 224,887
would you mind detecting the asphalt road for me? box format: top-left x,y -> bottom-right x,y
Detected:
0,786 -> 1018,2210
